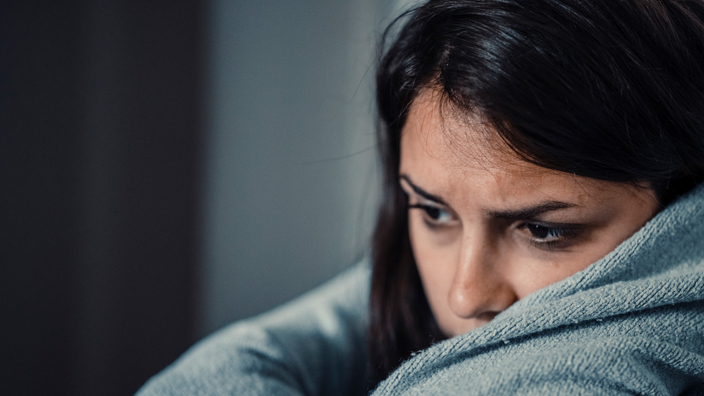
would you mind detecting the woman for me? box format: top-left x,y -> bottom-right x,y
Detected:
138,0 -> 704,394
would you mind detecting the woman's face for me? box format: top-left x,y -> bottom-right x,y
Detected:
399,91 -> 660,338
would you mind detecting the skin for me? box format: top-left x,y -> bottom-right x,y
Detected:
399,91 -> 660,338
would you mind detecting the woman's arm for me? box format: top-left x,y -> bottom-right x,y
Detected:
136,262 -> 371,396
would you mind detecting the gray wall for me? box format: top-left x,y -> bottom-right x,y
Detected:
2,1 -> 202,394
1,1 -> 416,394
199,0 -> 400,335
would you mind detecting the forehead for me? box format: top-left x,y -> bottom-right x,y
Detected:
399,91 -> 611,206
401,91 -> 554,177
403,90 -> 533,169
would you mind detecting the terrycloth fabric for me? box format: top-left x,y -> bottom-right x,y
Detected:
138,183 -> 704,395
136,262 -> 371,396
371,184 -> 704,395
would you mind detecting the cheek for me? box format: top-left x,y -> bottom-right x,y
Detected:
407,212 -> 458,325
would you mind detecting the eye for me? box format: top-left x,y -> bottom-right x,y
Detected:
525,223 -> 563,241
518,222 -> 581,250
409,204 -> 456,227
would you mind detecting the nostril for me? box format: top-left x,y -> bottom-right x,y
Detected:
475,311 -> 500,322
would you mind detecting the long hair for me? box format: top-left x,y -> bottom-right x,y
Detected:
368,0 -> 704,384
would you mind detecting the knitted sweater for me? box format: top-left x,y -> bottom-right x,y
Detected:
137,184 -> 704,395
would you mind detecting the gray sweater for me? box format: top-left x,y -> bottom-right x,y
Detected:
138,184 -> 704,395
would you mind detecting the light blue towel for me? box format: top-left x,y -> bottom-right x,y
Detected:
371,184 -> 704,395
136,260 -> 371,395
137,183 -> 704,395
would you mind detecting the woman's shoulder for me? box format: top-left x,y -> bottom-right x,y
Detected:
136,260 -> 372,396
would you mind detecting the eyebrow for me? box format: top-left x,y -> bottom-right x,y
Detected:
400,174 -> 577,219
399,175 -> 447,205
485,201 -> 577,221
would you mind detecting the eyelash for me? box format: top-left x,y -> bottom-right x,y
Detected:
517,222 -> 581,251
408,200 -> 583,251
408,204 -> 455,228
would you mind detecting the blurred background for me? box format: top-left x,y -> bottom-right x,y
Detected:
0,0 -> 407,394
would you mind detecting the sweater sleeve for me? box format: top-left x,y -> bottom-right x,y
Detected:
136,262 -> 371,396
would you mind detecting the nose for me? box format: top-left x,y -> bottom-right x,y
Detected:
447,234 -> 518,321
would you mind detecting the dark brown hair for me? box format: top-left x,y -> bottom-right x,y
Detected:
368,0 -> 704,384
